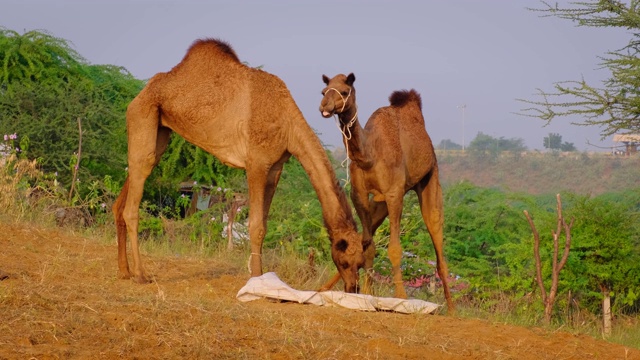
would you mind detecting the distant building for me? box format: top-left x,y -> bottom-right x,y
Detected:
612,134 -> 640,156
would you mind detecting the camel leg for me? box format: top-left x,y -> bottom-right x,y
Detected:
123,126 -> 172,283
318,272 -> 341,292
416,169 -> 455,312
119,98 -> 172,283
113,177 -> 131,279
386,192 -> 407,299
262,158 -> 287,223
246,156 -> 287,276
361,201 -> 388,294
348,181 -> 373,292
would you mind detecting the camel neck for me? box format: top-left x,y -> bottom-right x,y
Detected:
339,110 -> 371,169
288,110 -> 358,239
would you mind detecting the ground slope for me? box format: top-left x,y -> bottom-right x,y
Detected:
0,222 -> 637,360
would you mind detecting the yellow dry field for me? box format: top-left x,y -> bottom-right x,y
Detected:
0,222 -> 637,360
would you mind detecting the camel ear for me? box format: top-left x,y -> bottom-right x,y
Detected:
322,74 -> 330,85
346,73 -> 356,86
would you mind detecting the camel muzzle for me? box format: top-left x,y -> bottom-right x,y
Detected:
319,104 -> 335,118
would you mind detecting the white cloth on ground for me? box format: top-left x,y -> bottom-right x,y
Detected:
236,272 -> 440,314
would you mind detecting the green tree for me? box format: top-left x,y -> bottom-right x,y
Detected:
564,193 -> 640,315
543,132 -> 576,151
560,142 -> 576,152
543,132 -> 562,150
264,156 -> 331,258
0,28 -> 84,86
155,135 -> 244,190
442,181 -> 535,294
520,1 -> 640,137
436,139 -> 462,150
0,28 -> 143,190
468,132 -> 526,158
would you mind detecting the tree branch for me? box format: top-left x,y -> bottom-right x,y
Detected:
524,209 -> 547,304
68,117 -> 82,202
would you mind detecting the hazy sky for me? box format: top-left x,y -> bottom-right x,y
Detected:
2,1 -> 629,151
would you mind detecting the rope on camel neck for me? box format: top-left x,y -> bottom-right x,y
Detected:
325,87 -> 357,188
334,109 -> 358,187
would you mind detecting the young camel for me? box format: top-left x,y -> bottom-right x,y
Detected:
112,39 -> 364,292
318,73 -> 454,311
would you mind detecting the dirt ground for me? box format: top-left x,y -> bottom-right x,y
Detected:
0,221 -> 638,360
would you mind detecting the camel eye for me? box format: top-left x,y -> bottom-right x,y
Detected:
341,91 -> 348,96
335,239 -> 349,252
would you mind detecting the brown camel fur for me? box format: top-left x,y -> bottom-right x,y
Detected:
112,39 -> 364,292
318,73 -> 454,311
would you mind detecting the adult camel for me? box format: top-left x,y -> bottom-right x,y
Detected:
112,39 -> 364,292
318,73 -> 454,311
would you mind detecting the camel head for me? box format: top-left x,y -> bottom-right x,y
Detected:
319,73 -> 356,119
330,231 -> 365,293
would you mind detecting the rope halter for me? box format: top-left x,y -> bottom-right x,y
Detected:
325,86 -> 352,113
324,86 -> 358,187
325,86 -> 358,136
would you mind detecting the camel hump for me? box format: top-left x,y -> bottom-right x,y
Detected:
388,89 -> 422,110
184,38 -> 241,63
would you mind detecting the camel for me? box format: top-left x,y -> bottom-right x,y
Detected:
318,73 -> 454,311
112,39 -> 365,292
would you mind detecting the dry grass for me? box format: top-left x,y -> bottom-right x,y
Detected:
438,152 -> 640,195
0,155 -> 41,217
1,155 -> 639,359
1,221 -> 639,360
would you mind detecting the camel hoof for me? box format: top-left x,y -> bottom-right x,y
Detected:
132,275 -> 152,284
117,272 -> 131,280
394,290 -> 408,299
447,306 -> 457,316
0,269 -> 10,280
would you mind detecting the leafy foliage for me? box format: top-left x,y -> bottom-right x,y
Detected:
543,132 -> 576,151
0,28 -> 144,190
562,191 -> 640,314
441,184 -> 640,320
0,28 -> 85,85
436,139 -> 463,150
154,134 -> 245,195
0,27 -> 241,215
520,1 -> 640,137
264,156 -> 332,259
467,132 -> 527,159
442,182 -> 536,291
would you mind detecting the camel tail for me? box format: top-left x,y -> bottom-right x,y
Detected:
389,89 -> 422,110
